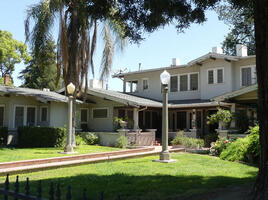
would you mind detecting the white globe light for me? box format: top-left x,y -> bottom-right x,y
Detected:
160,70 -> 171,85
67,82 -> 75,95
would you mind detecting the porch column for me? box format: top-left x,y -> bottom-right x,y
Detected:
123,79 -> 126,93
230,103 -> 236,128
192,109 -> 197,129
133,108 -> 139,130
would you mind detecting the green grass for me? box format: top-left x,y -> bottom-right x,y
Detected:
0,145 -> 121,162
0,153 -> 258,200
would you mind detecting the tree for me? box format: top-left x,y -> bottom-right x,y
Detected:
19,37 -> 61,91
216,1 -> 255,55
0,30 -> 29,77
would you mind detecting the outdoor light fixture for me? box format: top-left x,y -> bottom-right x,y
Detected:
160,70 -> 171,85
67,82 -> 75,95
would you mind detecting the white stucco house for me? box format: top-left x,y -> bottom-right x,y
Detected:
0,44 -> 258,143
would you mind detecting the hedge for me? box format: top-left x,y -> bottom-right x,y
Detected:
18,126 -> 66,148
0,127 -> 8,146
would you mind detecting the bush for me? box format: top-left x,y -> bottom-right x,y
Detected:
171,131 -> 204,149
75,135 -> 86,146
220,125 -> 260,163
204,133 -> 218,147
213,137 -> 232,156
79,132 -> 99,145
18,126 -> 66,148
0,127 -> 8,146
115,135 -> 128,148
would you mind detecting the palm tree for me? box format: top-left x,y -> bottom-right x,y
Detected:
25,0 -> 126,97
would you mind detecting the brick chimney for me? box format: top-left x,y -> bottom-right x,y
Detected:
4,74 -> 10,85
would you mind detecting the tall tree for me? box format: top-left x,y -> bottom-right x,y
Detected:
19,36 -> 61,91
216,1 -> 255,55
0,30 -> 29,77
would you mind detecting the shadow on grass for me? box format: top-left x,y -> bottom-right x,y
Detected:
0,173 -> 256,200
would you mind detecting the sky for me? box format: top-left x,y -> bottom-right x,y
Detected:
0,0 -> 230,91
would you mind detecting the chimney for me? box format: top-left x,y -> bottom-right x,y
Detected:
4,74 -> 10,85
139,63 -> 142,71
236,44 -> 248,57
172,58 -> 180,66
43,88 -> 50,92
212,46 -> 223,54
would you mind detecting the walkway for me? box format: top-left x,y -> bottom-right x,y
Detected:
0,146 -> 184,175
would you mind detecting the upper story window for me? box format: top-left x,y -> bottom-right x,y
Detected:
241,66 -> 256,87
180,75 -> 188,91
142,79 -> 149,90
92,108 -> 108,119
208,68 -> 224,84
190,73 -> 198,91
0,106 -> 4,127
170,76 -> 178,92
126,80 -> 138,93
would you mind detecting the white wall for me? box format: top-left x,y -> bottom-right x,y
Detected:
49,101 -> 68,127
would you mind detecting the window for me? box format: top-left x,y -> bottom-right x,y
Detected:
126,80 -> 138,92
217,69 -> 223,83
180,75 -> 188,91
81,109 -> 88,123
241,66 -> 256,86
93,108 -> 108,119
208,70 -> 214,84
15,106 -> 24,128
170,76 -> 178,92
190,73 -> 198,90
142,79 -> 148,90
41,107 -> 48,122
0,106 -> 4,127
26,107 -> 36,126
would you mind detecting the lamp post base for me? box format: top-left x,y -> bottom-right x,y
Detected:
153,159 -> 177,163
63,144 -> 75,154
153,151 -> 177,163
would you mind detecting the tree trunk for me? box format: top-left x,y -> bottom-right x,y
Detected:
250,1 -> 268,199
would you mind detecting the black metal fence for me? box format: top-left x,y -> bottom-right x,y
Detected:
0,174 -> 122,200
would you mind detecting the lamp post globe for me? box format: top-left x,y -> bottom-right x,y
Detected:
160,70 -> 171,85
67,82 -> 75,95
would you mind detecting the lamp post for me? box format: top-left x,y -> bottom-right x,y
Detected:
64,82 -> 75,153
155,70 -> 176,163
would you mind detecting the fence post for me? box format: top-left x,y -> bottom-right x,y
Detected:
49,182 -> 54,200
56,183 -> 61,200
4,174 -> 9,200
25,177 -> 30,197
66,185 -> 71,200
14,176 -> 19,200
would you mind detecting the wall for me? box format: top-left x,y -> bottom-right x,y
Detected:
49,101 -> 68,127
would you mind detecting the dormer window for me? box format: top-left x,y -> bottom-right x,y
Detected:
126,80 -> 138,93
142,79 -> 149,90
170,76 -> 178,92
207,68 -> 224,84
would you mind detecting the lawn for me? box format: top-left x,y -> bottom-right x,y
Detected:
0,145 -> 121,162
0,153 -> 258,200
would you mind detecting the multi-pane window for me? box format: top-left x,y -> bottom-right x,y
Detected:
0,107 -> 4,127
208,70 -> 214,84
241,67 -> 252,86
41,107 -> 48,122
26,107 -> 36,126
208,68 -> 224,84
93,108 -> 108,119
142,79 -> 148,90
180,75 -> 188,91
190,73 -> 198,90
81,109 -> 88,123
15,107 -> 24,128
126,81 -> 138,92
15,106 -> 36,128
217,69 -> 223,83
170,76 -> 178,92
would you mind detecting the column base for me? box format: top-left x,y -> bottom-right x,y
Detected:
153,159 -> 177,163
62,144 -> 76,154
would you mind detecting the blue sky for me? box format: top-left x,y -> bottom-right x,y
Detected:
0,0 -> 230,91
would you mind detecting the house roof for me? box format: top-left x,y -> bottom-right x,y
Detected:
212,84 -> 258,102
168,99 -> 231,108
112,53 -> 255,78
0,86 -> 82,103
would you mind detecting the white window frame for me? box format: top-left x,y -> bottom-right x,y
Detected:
13,105 -> 37,128
207,67 -> 224,84
80,108 -> 89,124
0,104 -> 5,127
142,78 -> 149,90
189,72 -> 199,91
92,107 -> 109,119
240,65 -> 256,87
40,106 -> 48,122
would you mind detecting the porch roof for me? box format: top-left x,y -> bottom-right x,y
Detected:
0,86 -> 83,103
212,84 -> 258,102
168,99 -> 231,109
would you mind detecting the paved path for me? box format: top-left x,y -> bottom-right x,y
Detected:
0,146 -> 184,175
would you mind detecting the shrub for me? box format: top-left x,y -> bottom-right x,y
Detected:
0,127 -> 8,146
75,135 -> 86,146
115,135 -> 128,148
79,132 -> 99,145
204,133 -> 218,147
171,131 -> 204,149
213,137 -> 232,156
207,108 -> 232,128
220,125 -> 260,163
18,126 -> 66,148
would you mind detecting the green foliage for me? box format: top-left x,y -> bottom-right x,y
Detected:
213,137 -> 232,156
75,135 -> 86,146
18,126 -> 66,148
0,30 -> 30,76
115,135 -> 128,148
204,133 -> 219,147
207,108 -> 232,127
171,131 -> 204,149
0,127 -> 8,146
79,132 -> 99,145
220,125 -> 260,163
0,77 -> 13,86
19,37 -> 61,91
